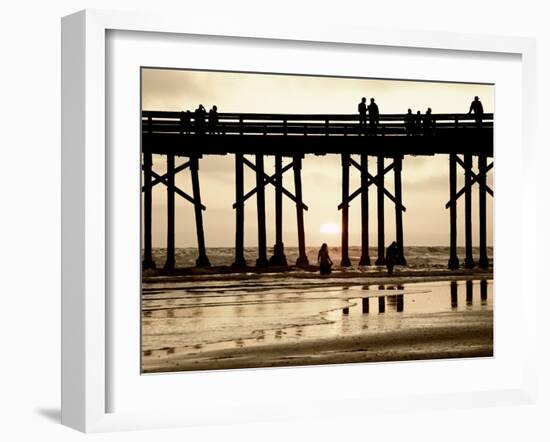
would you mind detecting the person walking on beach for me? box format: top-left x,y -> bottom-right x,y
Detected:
468,96 -> 484,128
358,97 -> 367,135
318,243 -> 333,275
367,98 -> 379,135
386,241 -> 399,275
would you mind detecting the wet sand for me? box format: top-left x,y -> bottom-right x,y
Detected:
144,314 -> 492,373
142,273 -> 493,374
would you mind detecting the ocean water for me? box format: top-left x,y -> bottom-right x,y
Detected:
147,245 -> 493,269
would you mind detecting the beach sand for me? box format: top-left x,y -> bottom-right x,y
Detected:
141,271 -> 493,373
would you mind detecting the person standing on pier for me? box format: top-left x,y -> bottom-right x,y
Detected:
358,97 -> 367,135
367,98 -> 379,135
182,110 -> 192,134
414,110 -> 422,135
468,96 -> 484,128
208,105 -> 219,135
423,107 -> 435,135
404,108 -> 415,136
318,243 -> 333,275
194,104 -> 206,135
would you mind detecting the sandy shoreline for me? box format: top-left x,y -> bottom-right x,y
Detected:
142,311 -> 493,373
141,269 -> 493,374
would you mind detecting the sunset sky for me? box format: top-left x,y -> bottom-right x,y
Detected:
142,69 -> 494,249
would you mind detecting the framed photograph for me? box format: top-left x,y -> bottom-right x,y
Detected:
61,9 -> 537,432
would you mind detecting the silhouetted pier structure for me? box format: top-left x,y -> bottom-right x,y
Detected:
141,111 -> 493,270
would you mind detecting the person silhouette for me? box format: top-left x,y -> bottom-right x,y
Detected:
358,97 -> 367,135
468,96 -> 484,128
385,241 -> 399,275
208,105 -> 219,135
317,243 -> 333,275
414,110 -> 422,135
181,110 -> 191,134
367,98 -> 379,135
404,108 -> 415,136
194,104 -> 206,135
423,107 -> 434,135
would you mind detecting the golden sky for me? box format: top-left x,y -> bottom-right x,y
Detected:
142,68 -> 493,248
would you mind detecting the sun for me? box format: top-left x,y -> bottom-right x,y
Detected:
320,222 -> 340,234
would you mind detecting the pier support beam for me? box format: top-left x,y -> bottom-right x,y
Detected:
478,155 -> 489,268
163,154 -> 175,270
142,150 -> 156,269
448,154 -> 460,269
255,154 -> 269,266
233,153 -> 247,267
464,154 -> 475,268
375,156 -> 386,265
270,155 -> 287,265
359,153 -> 371,266
293,154 -> 309,266
341,153 -> 352,267
394,155 -> 406,265
190,156 -> 211,267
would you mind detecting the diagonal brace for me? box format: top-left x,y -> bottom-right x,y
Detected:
233,157 -> 308,210
445,160 -> 494,208
339,159 -> 405,211
142,161 -> 190,191
145,170 -> 206,210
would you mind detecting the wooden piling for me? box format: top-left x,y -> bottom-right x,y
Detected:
271,155 -> 287,265
478,155 -> 489,268
190,155 -> 211,267
394,155 -> 406,265
375,156 -> 386,265
464,154 -> 475,268
294,154 -> 309,266
341,153 -> 352,267
142,149 -> 156,269
255,154 -> 268,266
359,153 -> 371,266
233,153 -> 246,266
163,153 -> 175,270
448,154 -> 459,269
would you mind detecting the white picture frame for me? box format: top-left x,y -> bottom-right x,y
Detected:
61,9 -> 537,433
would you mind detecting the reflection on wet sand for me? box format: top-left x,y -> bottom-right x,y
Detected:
142,278 -> 493,373
466,280 -> 473,305
362,297 -> 369,313
451,281 -> 458,308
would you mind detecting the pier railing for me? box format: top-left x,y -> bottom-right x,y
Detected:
142,111 -> 493,137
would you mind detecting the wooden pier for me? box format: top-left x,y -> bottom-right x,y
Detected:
141,111 -> 493,270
